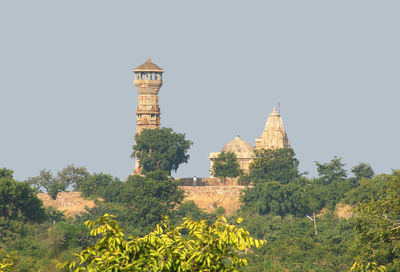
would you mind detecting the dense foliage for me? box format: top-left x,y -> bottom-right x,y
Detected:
352,171 -> 400,271
212,151 -> 243,182
0,170 -> 45,222
240,212 -> 355,271
1,136 -> 398,271
241,178 -> 314,217
60,214 -> 264,271
247,148 -> 300,184
132,128 -> 193,175
315,156 -> 348,184
76,170 -> 184,235
27,165 -> 89,199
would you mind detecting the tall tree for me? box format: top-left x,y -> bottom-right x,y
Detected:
79,173 -> 121,200
315,156 -> 347,184
27,165 -> 89,199
56,164 -> 89,191
27,169 -> 64,199
132,128 -> 193,175
212,151 -> 243,183
0,173 -> 45,222
351,162 -> 374,183
119,171 -> 184,229
241,179 -> 313,217
248,148 -> 299,184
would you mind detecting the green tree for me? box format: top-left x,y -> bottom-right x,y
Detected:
79,171 -> 184,235
351,163 -> 374,183
248,148 -> 299,184
345,173 -> 391,205
352,170 -> 400,271
0,174 -> 45,222
27,169 -> 64,199
239,212 -> 355,272
132,128 -> 193,175
315,156 -> 347,184
79,173 -> 121,200
0,168 -> 14,179
212,151 -> 243,183
307,177 -> 355,210
241,178 -> 313,217
60,214 -> 265,271
27,165 -> 89,199
118,171 -> 184,229
56,164 -> 89,191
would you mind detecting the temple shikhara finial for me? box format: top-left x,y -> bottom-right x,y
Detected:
132,58 -> 164,174
254,107 -> 290,150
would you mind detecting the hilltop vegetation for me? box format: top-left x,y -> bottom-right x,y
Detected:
0,128 -> 399,271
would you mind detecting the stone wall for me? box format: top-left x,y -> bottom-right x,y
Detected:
38,192 -> 97,217
180,186 -> 246,215
38,181 -> 246,218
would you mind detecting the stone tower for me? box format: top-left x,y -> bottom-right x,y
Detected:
133,58 -> 164,174
254,107 -> 290,150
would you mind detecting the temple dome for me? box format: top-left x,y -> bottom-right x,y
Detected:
222,136 -> 254,155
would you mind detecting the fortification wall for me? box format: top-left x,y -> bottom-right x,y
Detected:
180,186 -> 246,215
38,182 -> 247,217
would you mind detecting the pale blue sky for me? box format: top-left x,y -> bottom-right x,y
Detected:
1,1 -> 399,180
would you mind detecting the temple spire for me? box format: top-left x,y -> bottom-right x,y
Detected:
254,107 -> 290,149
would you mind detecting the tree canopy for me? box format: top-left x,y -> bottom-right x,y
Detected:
248,148 -> 299,184
315,156 -> 347,184
132,128 -> 193,175
0,168 -> 14,179
27,165 -> 89,199
352,170 -> 400,271
241,179 -> 313,217
0,172 -> 45,223
77,170 -> 184,235
212,151 -> 243,182
351,162 -> 374,183
60,214 -> 265,271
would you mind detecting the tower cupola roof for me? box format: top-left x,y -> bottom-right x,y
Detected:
134,58 -> 164,72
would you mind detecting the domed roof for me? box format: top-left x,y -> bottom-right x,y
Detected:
222,136 -> 254,155
134,58 -> 164,72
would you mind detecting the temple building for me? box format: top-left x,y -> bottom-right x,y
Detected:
254,107 -> 290,150
132,58 -> 164,174
209,107 -> 291,176
209,136 -> 254,177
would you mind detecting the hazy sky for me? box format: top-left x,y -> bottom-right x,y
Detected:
1,1 -> 399,181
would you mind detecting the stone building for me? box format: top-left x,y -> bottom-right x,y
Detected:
132,58 -> 164,174
209,108 -> 291,176
254,107 -> 290,150
209,136 -> 254,177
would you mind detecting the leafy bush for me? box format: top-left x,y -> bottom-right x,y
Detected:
60,214 -> 265,271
